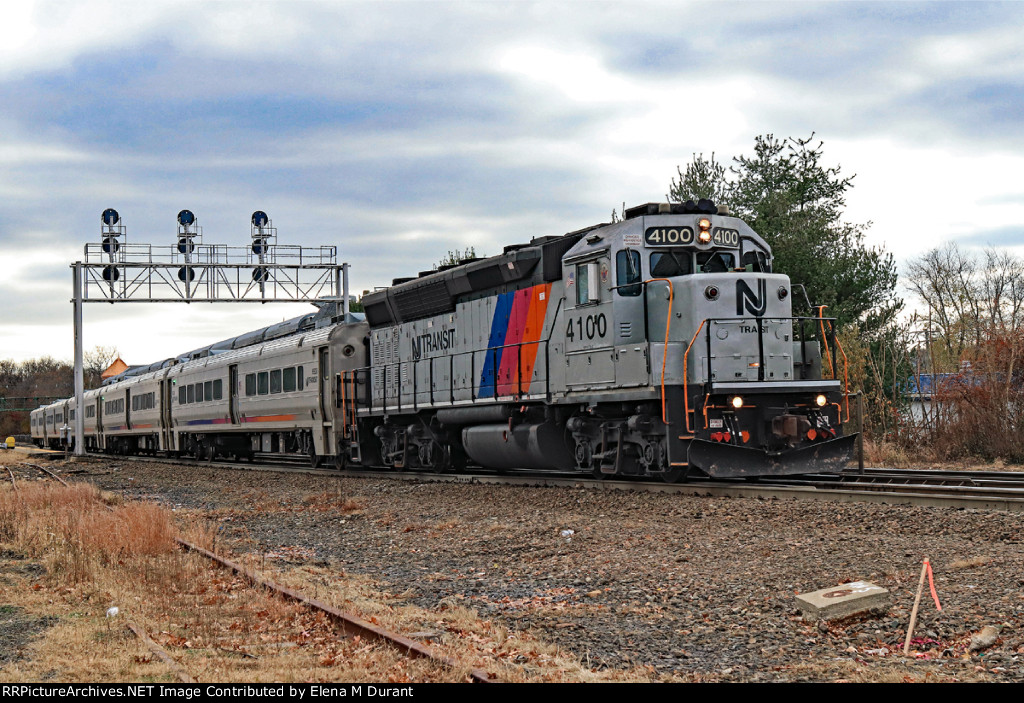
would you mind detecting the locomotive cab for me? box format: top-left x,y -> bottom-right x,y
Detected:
556,201 -> 854,479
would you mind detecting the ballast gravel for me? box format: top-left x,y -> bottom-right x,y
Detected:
67,459 -> 1024,682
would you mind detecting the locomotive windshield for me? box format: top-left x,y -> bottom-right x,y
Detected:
650,250 -> 738,276
696,251 -> 736,273
650,251 -> 692,277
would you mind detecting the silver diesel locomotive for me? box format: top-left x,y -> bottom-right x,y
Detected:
341,200 -> 855,479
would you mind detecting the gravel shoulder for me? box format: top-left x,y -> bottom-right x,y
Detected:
51,458 -> 1024,681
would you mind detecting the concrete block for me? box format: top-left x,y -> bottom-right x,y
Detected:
795,581 -> 890,622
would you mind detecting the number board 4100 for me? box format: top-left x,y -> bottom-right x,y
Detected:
644,226 -> 740,247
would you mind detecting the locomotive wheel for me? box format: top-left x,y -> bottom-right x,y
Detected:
205,443 -> 217,463
310,448 -> 322,468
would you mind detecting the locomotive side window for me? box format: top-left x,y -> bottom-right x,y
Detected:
270,369 -> 282,394
257,372 -> 269,395
576,261 -> 600,305
245,374 -> 256,396
616,250 -> 642,296
697,251 -> 737,273
650,251 -> 692,277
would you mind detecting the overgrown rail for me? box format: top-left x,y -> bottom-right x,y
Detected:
6,455 -> 496,683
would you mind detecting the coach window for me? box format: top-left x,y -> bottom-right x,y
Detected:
270,369 -> 282,394
245,374 -> 256,397
257,371 -> 269,395
283,367 -> 296,393
616,250 -> 642,296
204,381 -> 213,402
297,366 -> 305,390
179,387 -> 186,405
187,384 -> 195,404
650,251 -> 692,277
213,379 -> 223,400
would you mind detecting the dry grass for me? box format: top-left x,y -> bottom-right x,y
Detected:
0,480 -> 668,682
863,438 -> 917,468
0,482 -> 471,682
0,482 -> 177,584
947,556 -> 992,571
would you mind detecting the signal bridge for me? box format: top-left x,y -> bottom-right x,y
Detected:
71,208 -> 350,455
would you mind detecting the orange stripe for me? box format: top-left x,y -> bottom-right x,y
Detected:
519,283 -> 551,393
244,414 -> 298,423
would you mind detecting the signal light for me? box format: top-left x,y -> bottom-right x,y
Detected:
815,394 -> 827,407
807,429 -> 818,441
705,285 -> 719,300
731,396 -> 743,409
741,431 -> 750,443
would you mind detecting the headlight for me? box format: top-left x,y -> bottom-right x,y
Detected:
698,217 -> 712,243
731,396 -> 743,409
815,394 -> 827,407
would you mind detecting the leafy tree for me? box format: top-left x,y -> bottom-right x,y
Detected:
669,135 -> 900,333
434,247 -> 479,270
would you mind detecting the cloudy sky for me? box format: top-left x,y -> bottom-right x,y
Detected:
2,0 -> 1023,365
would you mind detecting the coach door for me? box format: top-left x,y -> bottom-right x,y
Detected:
316,347 -> 331,456
228,365 -> 240,424
162,379 -> 174,451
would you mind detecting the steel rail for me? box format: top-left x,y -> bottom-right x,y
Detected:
125,620 -> 197,683
65,452 -> 1024,513
22,462 -> 71,487
175,538 -> 495,683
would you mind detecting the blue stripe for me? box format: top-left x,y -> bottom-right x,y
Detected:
478,291 -> 514,397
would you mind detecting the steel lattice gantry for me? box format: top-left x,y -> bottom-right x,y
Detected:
70,210 -> 351,456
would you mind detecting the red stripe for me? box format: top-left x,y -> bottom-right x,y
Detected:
497,288 -> 534,395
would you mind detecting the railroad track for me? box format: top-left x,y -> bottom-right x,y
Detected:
36,449 -> 1024,513
5,455 -> 495,683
